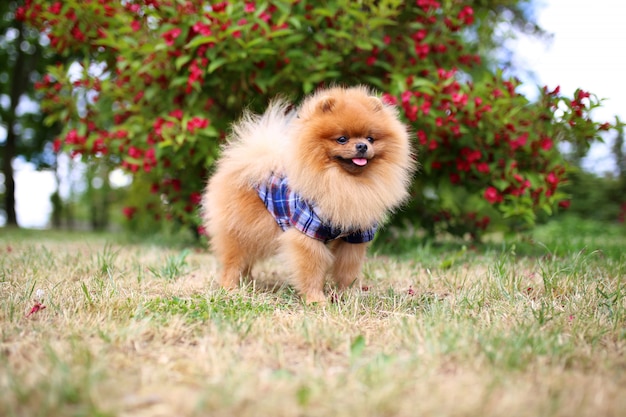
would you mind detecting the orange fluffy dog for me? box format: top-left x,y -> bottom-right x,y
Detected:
202,86 -> 415,303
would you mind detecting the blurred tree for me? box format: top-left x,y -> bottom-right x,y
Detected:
612,119 -> 625,183
0,0 -> 61,227
22,0 -> 617,239
611,119 -> 626,222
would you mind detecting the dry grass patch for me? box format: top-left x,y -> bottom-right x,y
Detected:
1,223 -> 625,416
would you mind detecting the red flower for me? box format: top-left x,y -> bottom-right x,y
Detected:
458,6 -> 474,25
405,105 -> 418,122
437,68 -> 455,80
381,93 -> 397,105
484,186 -> 502,204
476,162 -> 490,173
65,129 -> 85,145
558,200 -> 571,209
122,206 -> 137,220
417,130 -> 427,145
192,22 -> 212,36
186,59 -> 204,92
539,136 -> 553,151
260,11 -> 272,23
169,109 -> 184,119
144,147 -> 156,162
92,137 -> 107,155
452,93 -> 468,107
114,129 -> 128,139
71,25 -> 86,42
187,116 -> 209,133
510,133 -> 528,151
244,2 -> 255,12
546,172 -> 558,187
163,28 -> 182,46
53,138 -> 62,152
461,147 -> 482,163
414,43 -> 430,59
575,90 -> 590,101
133,90 -> 144,103
401,90 -> 412,104
456,158 -> 471,172
48,1 -> 62,14
131,20 -> 141,32
478,216 -> 490,230
212,2 -> 228,12
15,6 -> 26,20
412,29 -> 427,42
546,85 -> 560,96
26,301 -> 46,318
128,146 -> 142,159
416,0 -> 441,12
190,192 -> 202,205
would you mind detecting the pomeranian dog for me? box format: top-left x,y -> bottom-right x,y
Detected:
202,86 -> 415,303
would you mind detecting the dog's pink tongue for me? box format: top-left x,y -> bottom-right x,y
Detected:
352,158 -> 368,166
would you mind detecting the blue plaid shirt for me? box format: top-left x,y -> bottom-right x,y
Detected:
256,174 -> 377,243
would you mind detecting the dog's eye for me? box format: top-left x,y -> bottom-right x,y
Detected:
366,136 -> 375,143
336,136 -> 348,144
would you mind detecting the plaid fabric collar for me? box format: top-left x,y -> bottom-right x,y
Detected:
256,173 -> 377,243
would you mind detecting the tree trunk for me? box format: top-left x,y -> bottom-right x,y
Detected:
2,131 -> 17,226
2,21 -> 27,227
612,127 -> 626,195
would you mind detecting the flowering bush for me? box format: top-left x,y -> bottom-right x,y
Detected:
21,0 -> 616,238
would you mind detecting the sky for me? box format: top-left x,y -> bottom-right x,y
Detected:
3,0 -> 626,228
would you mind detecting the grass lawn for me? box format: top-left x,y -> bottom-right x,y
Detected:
1,217 -> 625,417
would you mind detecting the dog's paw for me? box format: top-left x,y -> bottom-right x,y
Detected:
303,291 -> 327,305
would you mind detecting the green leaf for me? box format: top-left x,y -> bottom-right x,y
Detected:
185,36 -> 217,50
493,179 -> 509,191
312,7 -> 335,18
175,55 -> 191,70
296,385 -> 311,406
244,37 -> 265,49
439,245 -> 467,269
207,58 -> 228,73
267,29 -> 291,39
350,334 -> 366,360
354,39 -> 373,51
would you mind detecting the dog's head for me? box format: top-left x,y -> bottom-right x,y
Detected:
293,86 -> 411,179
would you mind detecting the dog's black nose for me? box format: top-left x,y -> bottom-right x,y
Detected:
355,142 -> 368,154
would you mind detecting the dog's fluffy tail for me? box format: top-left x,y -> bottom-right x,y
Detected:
215,99 -> 294,187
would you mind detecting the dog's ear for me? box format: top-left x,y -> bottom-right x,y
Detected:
317,96 -> 336,113
369,96 -> 384,112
